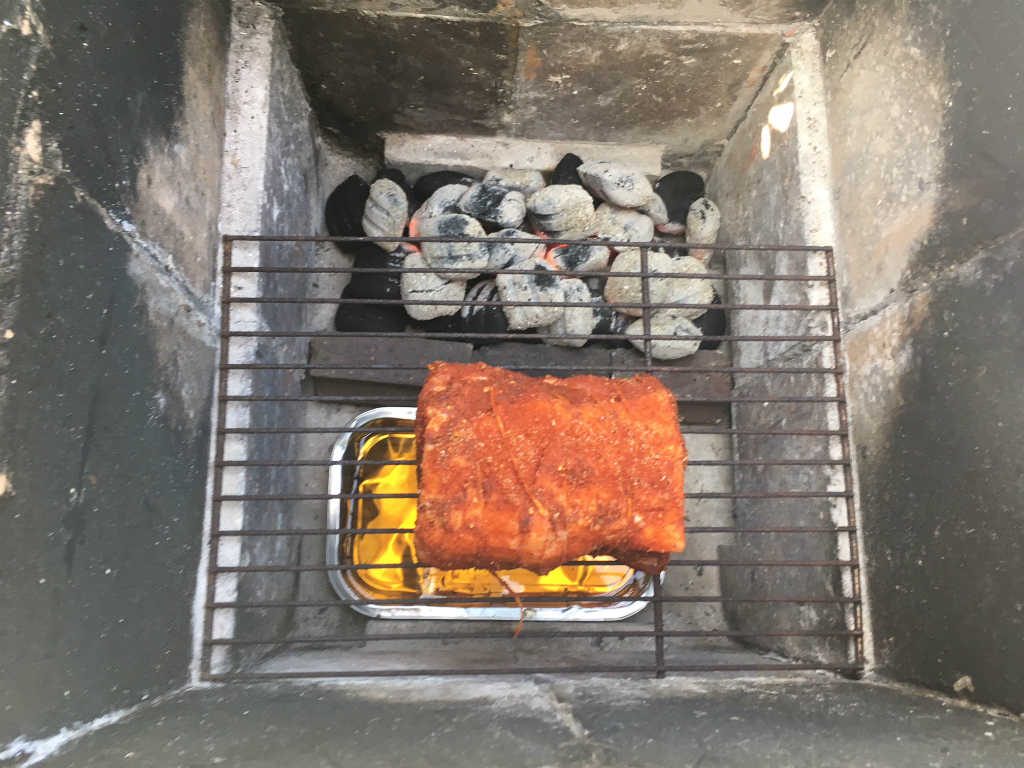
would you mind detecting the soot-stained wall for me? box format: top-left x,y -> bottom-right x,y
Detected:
823,0 -> 1024,712
0,0 -> 227,743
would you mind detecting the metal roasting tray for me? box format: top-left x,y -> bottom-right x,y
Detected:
326,406 -> 657,621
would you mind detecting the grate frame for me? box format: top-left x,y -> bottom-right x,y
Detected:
201,234 -> 865,681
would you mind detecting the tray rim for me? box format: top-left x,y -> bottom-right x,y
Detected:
325,406 -> 656,621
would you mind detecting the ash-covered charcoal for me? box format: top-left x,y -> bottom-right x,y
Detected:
400,250 -> 467,321
686,197 -> 721,262
695,291 -> 726,350
496,260 -> 565,330
343,243 -> 405,300
324,175 -> 369,242
663,254 -> 715,319
458,182 -> 526,229
654,171 -> 705,235
377,167 -> 417,214
546,241 -> 611,273
540,277 -> 595,348
551,152 -> 586,187
362,178 -> 409,251
527,185 -> 596,238
487,228 -> 545,270
458,279 -> 509,344
414,170 -> 475,202
334,299 -> 408,334
593,203 -> 655,244
577,161 -> 654,209
604,248 -> 679,316
603,249 -> 714,318
484,169 -> 545,197
626,310 -> 702,360
418,214 -> 489,279
412,183 -> 469,223
639,192 -> 669,226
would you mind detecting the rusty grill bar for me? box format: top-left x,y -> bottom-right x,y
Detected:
201,234 -> 864,681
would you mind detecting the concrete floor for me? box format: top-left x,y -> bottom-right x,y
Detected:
25,676 -> 1024,767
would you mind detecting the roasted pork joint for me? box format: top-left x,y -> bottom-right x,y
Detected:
414,362 -> 687,573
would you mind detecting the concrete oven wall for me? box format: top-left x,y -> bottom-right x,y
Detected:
267,0 -> 828,171
0,0 -> 228,743
820,0 -> 1024,712
707,34 -> 851,666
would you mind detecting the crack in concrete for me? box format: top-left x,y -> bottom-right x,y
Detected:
841,222 -> 1024,333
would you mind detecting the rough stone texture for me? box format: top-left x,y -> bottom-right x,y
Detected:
385,133 -> 663,179
276,8 -> 517,150
509,23 -> 783,157
823,0 -> 1024,320
538,0 -> 829,24
819,0 -> 947,321
844,235 -> 1024,712
271,0 -> 829,25
0,0 -> 225,745
29,678 -> 1024,768
274,5 -> 785,162
708,46 -> 847,665
0,174 -> 214,747
216,6 -> 326,674
821,0 -> 1024,712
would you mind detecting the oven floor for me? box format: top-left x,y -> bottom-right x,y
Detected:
37,677 -> 1024,767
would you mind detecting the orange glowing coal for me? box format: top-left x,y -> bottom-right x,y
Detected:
348,431 -> 634,599
405,216 -> 422,254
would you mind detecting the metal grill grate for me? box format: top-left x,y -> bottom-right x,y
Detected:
201,234 -> 864,681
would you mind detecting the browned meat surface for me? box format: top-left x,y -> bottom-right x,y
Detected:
414,362 -> 687,573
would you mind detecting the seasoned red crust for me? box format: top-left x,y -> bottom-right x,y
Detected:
414,362 -> 687,573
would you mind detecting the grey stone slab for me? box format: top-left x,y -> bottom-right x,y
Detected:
508,24 -> 783,157
309,337 -> 474,388
539,0 -> 829,24
563,678 -> 1024,768
846,234 -> 1024,713
821,0 -> 1024,713
270,0 -> 830,24
823,0 -> 1024,316
33,679 -> 1024,767
0,175 -> 211,743
475,341 -> 612,377
277,9 -> 517,149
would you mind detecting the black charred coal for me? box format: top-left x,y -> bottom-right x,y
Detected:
377,167 -> 418,214
551,153 -> 584,186
324,175 -> 370,242
416,279 -> 510,347
414,170 -> 476,202
334,299 -> 408,333
342,243 -> 404,301
695,291 -> 726,350
459,280 -> 509,345
654,170 -> 705,234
